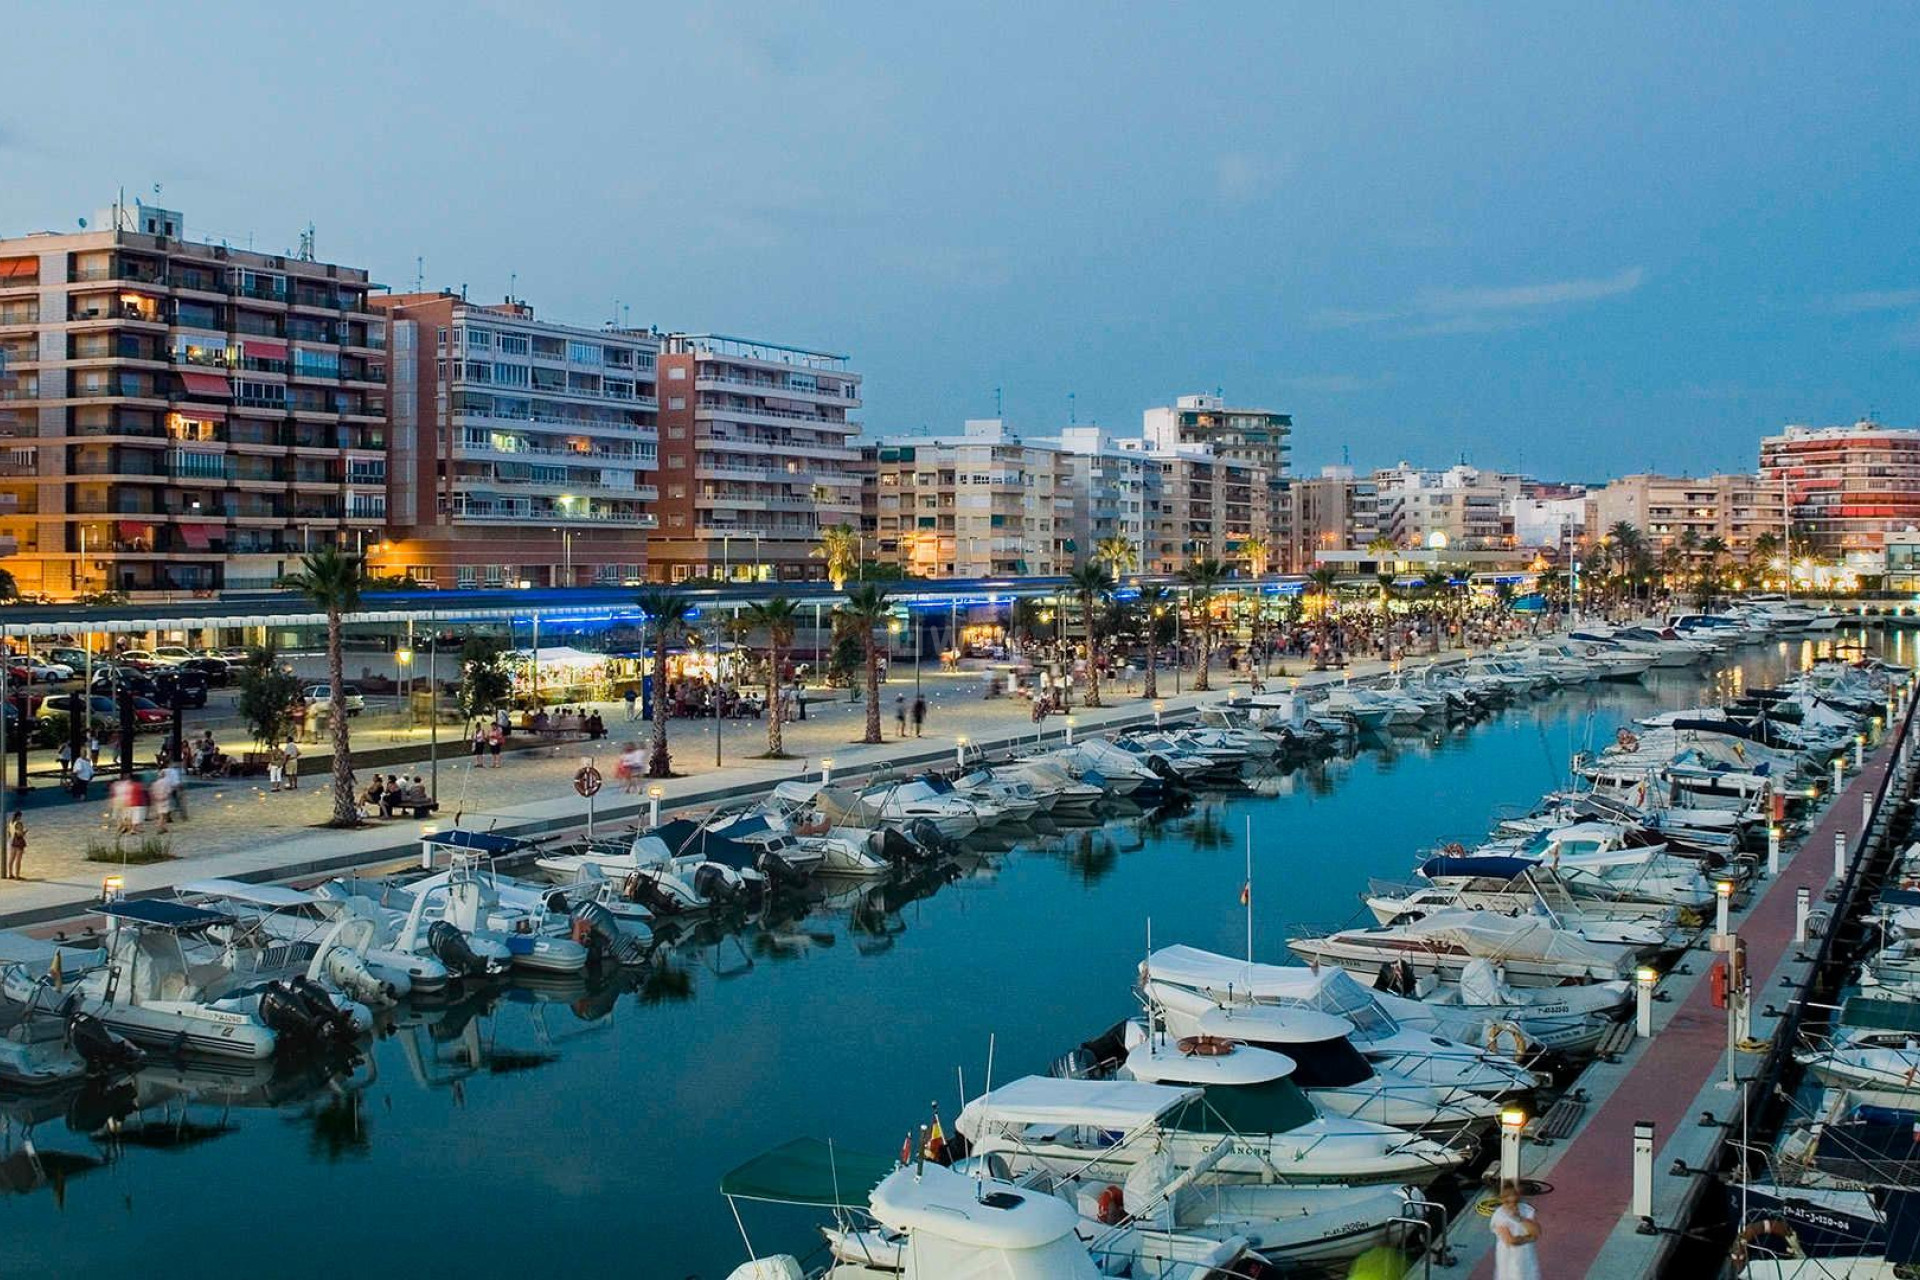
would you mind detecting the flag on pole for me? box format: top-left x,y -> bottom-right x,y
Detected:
49,952 -> 62,990
1239,881 -> 1251,907
900,1131 -> 914,1166
923,1115 -> 950,1166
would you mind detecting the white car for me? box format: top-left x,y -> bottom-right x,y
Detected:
149,646 -> 198,666
19,659 -> 73,682
302,683 -> 366,716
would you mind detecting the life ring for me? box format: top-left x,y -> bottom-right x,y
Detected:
1586,645 -> 1600,658
1443,842 -> 1468,857
1177,1035 -> 1238,1057
1616,728 -> 1640,751
1096,1184 -> 1127,1225
1484,1020 -> 1529,1060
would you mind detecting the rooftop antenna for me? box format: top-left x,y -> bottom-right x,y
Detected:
1342,444 -> 1351,466
1068,391 -> 1076,424
414,256 -> 425,292
994,386 -> 1002,417
297,223 -> 315,262
508,271 -> 517,302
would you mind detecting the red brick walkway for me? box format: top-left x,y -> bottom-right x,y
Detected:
1470,742 -> 1898,1278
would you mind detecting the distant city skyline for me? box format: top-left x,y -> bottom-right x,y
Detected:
2,3 -> 1915,478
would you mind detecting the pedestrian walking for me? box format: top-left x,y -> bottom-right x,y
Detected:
164,758 -> 187,821
268,744 -> 285,791
281,737 -> 301,790
894,695 -> 907,739
112,775 -> 147,834
71,754 -> 94,801
624,687 -> 639,722
86,732 -> 101,766
471,723 -> 487,764
911,695 -> 926,737
1490,1181 -> 1542,1280
55,740 -> 73,782
488,721 -> 505,767
6,812 -> 23,880
150,768 -> 174,828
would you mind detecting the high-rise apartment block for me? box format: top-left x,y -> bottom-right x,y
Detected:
0,201 -> 388,596
865,420 -> 1071,578
1589,472 -> 1784,560
648,335 -> 862,583
1373,463 -> 1518,549
368,292 -> 658,589
1286,465 -> 1380,567
1760,421 -> 1920,559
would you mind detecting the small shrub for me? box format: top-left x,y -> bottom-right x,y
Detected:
84,834 -> 175,865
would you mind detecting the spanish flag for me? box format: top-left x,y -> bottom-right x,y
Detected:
923,1116 -> 950,1167
1239,881 -> 1251,907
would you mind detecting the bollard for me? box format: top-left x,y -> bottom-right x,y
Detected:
1065,715 -> 1076,746
1636,966 -> 1656,1037
1767,824 -> 1781,877
1835,830 -> 1848,880
1715,880 -> 1732,938
1499,1108 -> 1525,1188
419,829 -> 437,871
1795,887 -> 1811,943
955,736 -> 968,770
1153,700 -> 1165,728
821,756 -> 834,786
647,784 -> 662,827
1632,1120 -> 1656,1221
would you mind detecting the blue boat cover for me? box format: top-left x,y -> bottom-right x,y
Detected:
1418,855 -> 1537,880
98,899 -> 232,929
422,828 -> 528,854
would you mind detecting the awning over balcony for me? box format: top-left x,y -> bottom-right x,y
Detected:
179,524 -> 217,550
243,339 -> 288,360
116,520 -> 148,540
177,371 -> 232,398
0,258 -> 36,280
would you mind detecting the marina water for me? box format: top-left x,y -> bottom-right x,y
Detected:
2,632 -> 1896,1278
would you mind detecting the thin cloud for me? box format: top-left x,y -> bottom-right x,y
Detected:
1827,287 -> 1920,314
1275,372 -> 1393,393
1312,267 -> 1646,336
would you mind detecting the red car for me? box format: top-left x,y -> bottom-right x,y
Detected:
127,696 -> 171,729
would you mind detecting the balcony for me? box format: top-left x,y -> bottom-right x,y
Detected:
68,300 -> 165,325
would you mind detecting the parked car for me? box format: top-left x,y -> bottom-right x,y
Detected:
152,669 -> 209,709
149,646 -> 198,666
91,666 -> 158,698
302,683 -> 366,716
179,656 -> 231,685
23,659 -> 73,682
45,647 -> 92,670
114,649 -> 162,669
126,696 -> 171,729
35,694 -> 119,733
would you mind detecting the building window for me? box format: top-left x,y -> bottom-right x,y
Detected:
668,484 -> 685,498
667,366 -> 686,380
496,333 -> 529,355
567,340 -> 603,366
465,328 -> 492,349
668,396 -> 686,410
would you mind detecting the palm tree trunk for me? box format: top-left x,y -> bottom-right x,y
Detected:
648,632 -> 671,777
1193,614 -> 1211,692
1082,591 -> 1102,707
766,641 -> 783,756
862,634 -> 882,743
327,609 -> 357,825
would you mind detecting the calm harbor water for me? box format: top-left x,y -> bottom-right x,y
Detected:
2,632 -> 1900,1279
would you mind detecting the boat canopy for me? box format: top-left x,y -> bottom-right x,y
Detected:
869,1163 -> 1086,1254
1840,995 -> 1920,1036
1144,945 -> 1320,999
1125,1039 -> 1297,1087
1385,908 -> 1622,967
423,828 -> 531,855
1189,1003 -> 1355,1045
1419,855 -> 1536,881
178,878 -> 317,908
718,1137 -> 897,1208
962,1076 -> 1198,1130
98,899 -> 232,929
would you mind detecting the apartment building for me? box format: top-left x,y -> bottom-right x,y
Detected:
1589,472 -> 1785,560
1126,442 -> 1273,574
0,200 -> 387,597
1507,492 -> 1588,556
368,292 -> 657,589
1045,426 -> 1152,572
1760,421 -> 1920,559
1373,463 -> 1517,550
1287,466 -> 1381,568
1142,392 -> 1291,475
647,334 -> 861,583
866,420 -> 1071,578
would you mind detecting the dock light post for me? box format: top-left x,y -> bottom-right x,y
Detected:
1498,1108 -> 1525,1188
1065,715 -> 1077,746
1856,734 -> 1867,769
100,874 -> 124,904
647,784 -> 662,827
1833,756 -> 1845,794
955,736 -> 968,770
1715,880 -> 1733,939
419,827 -> 437,871
1835,829 -> 1848,880
1636,966 -> 1657,1038
1153,699 -> 1165,728
1632,1121 -> 1656,1225
1796,886 -> 1812,942
1767,824 -> 1782,876
820,757 -> 833,786
1864,788 -> 1875,831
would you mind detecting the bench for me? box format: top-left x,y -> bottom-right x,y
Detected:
1595,1019 -> 1637,1063
1533,1089 -> 1589,1144
373,798 -> 439,820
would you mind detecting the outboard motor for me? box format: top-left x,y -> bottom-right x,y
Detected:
907,818 -> 956,858
66,1010 -> 145,1075
427,919 -> 496,978
570,900 -> 646,967
257,980 -> 322,1043
1145,755 -> 1187,793
322,947 -> 399,1006
692,863 -> 743,907
290,976 -> 361,1040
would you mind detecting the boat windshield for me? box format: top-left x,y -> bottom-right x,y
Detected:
1168,1078 -> 1317,1136
1258,1035 -> 1373,1088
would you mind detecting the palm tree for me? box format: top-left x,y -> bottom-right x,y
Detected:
281,546 -> 365,827
1094,535 -> 1138,578
812,523 -> 862,590
634,589 -> 693,777
1178,557 -> 1226,692
1376,571 -> 1397,662
1699,535 -> 1728,608
744,595 -> 800,757
1240,535 -> 1271,578
1138,585 -> 1173,700
1068,561 -> 1114,707
1308,566 -> 1340,669
1749,531 -> 1780,588
836,584 -> 892,744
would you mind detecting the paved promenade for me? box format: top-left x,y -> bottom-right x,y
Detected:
0,648 -> 1475,927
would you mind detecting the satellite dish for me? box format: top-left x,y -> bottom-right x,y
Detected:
76,217 -> 87,228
